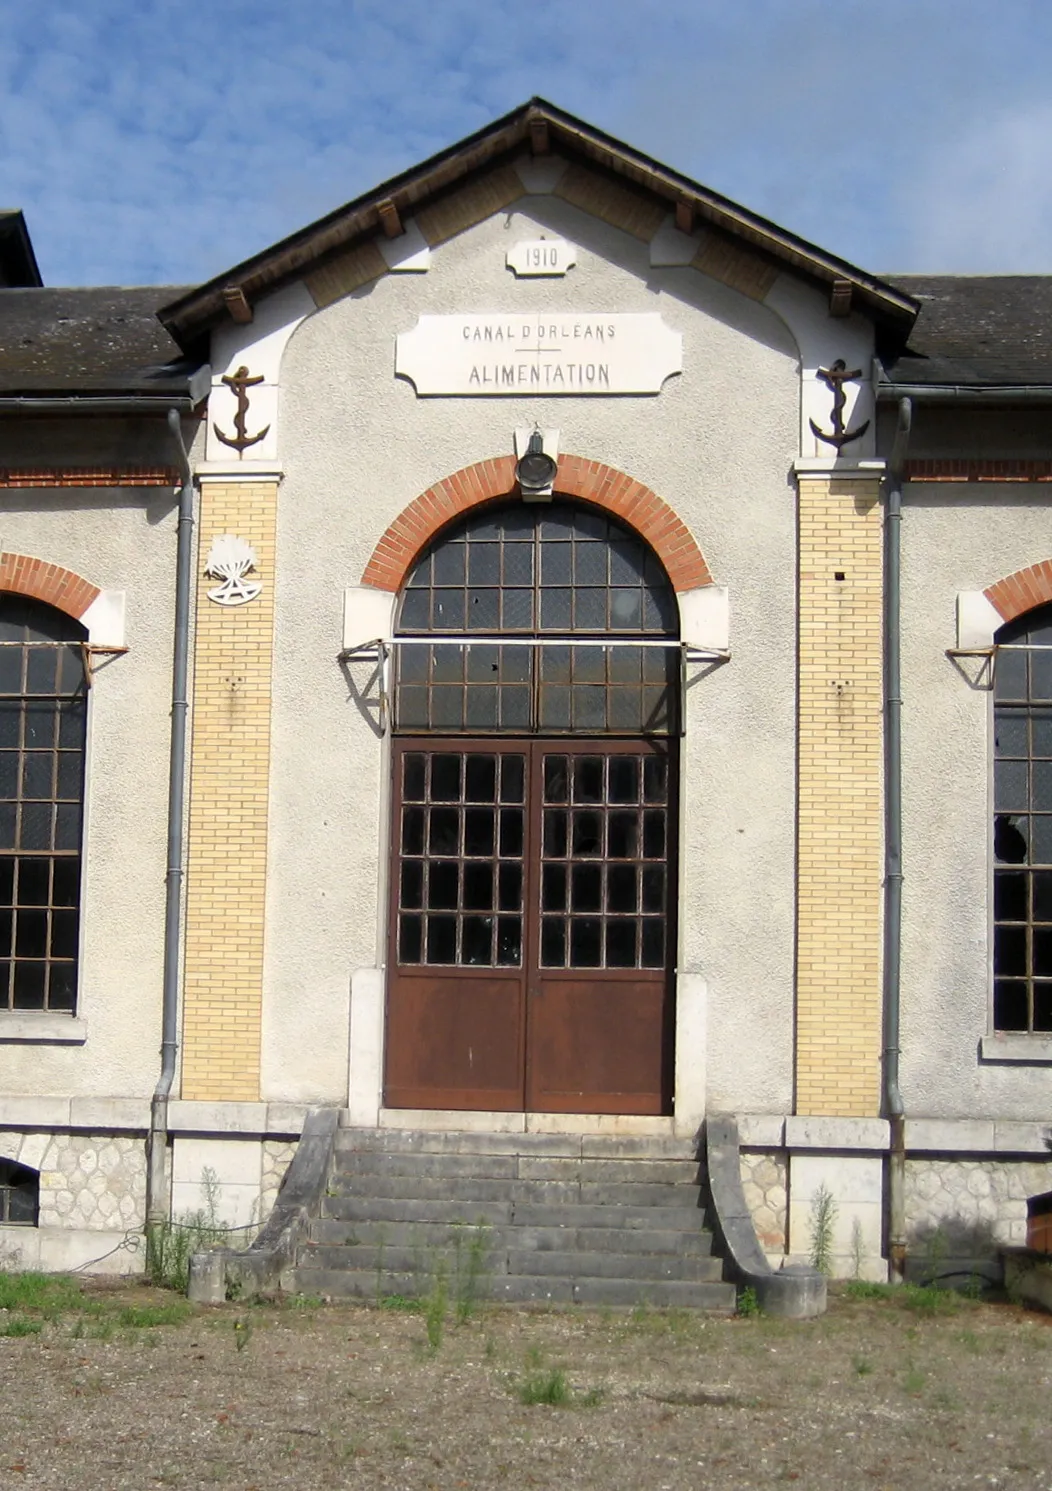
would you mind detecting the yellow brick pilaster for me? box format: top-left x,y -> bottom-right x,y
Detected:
181,476 -> 278,1102
795,468 -> 885,1117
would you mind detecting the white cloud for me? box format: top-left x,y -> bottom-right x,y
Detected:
1,0 -> 1052,283
900,102 -> 1052,272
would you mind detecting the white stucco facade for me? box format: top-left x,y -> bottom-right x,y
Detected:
1,108 -> 1050,1283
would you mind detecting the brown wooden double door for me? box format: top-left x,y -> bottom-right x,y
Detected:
385,738 -> 676,1114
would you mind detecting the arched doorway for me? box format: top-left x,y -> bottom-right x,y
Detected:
383,498 -> 681,1114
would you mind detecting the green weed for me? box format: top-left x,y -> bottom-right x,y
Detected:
808,1184 -> 838,1276
424,1262 -> 448,1355
379,1293 -> 421,1313
0,1271 -> 82,1315
518,1368 -> 571,1406
452,1222 -> 490,1324
853,1354 -> 874,1377
117,1302 -> 193,1329
737,1285 -> 761,1318
0,1317 -> 43,1337
146,1167 -> 254,1294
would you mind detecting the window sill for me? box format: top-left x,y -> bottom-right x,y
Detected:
0,1013 -> 87,1044
980,1033 -> 1052,1065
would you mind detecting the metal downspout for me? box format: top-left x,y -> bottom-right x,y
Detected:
146,409 -> 196,1230
884,397 -> 912,1282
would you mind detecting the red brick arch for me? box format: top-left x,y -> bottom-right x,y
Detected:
0,553 -> 100,624
985,561 -> 1052,626
361,454 -> 713,594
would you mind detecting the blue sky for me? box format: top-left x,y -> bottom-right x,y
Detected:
2,0 -> 1052,287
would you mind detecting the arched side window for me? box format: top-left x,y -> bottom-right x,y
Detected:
394,500 -> 680,734
993,603 -> 1052,1033
0,595 -> 88,1013
0,1157 -> 39,1225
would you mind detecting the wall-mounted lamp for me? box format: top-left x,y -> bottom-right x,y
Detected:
514,428 -> 559,502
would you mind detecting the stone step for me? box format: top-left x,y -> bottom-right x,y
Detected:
331,1150 -> 702,1186
321,1196 -> 702,1230
293,1266 -> 735,1312
325,1174 -> 703,1208
298,1242 -> 723,1283
334,1127 -> 696,1161
309,1218 -> 716,1256
501,1249 -> 723,1283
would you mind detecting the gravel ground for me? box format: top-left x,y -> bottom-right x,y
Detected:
1,1277 -> 1050,1490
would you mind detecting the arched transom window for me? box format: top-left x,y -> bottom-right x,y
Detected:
0,595 -> 87,1013
394,501 -> 680,734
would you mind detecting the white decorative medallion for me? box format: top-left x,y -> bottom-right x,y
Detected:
396,313 -> 682,397
506,239 -> 577,277
205,535 -> 262,606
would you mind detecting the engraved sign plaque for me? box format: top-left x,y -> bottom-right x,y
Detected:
506,239 -> 577,277
395,313 -> 682,397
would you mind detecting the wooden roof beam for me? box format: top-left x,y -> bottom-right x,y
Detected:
222,285 -> 253,324
830,278 -> 853,317
529,117 -> 550,155
377,198 -> 403,238
674,200 -> 695,235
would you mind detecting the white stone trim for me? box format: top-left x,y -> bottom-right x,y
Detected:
514,155 -> 568,194
673,973 -> 706,1138
343,588 -> 396,652
765,274 -> 877,460
905,1116 -> 1052,1153
0,1013 -> 87,1044
348,967 -> 384,1126
79,590 -> 125,649
206,281 -> 315,466
736,1113 -> 786,1146
956,591 -> 1002,650
166,1100 -> 307,1136
0,1225 -> 145,1275
378,220 -> 430,273
678,585 -> 729,653
981,1033 -> 1052,1064
793,457 -> 886,477
195,463 -> 285,482
649,214 -> 701,267
784,1116 -> 890,1150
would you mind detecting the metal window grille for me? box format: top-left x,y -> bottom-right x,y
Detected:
0,596 -> 87,1013
0,1157 -> 39,1225
993,604 -> 1052,1033
394,500 -> 681,735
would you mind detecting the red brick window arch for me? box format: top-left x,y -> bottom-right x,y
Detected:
362,455 -> 712,596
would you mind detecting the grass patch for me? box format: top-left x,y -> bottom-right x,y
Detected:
116,1302 -> 193,1329
0,1317 -> 43,1337
518,1368 -> 571,1406
842,1279 -> 968,1315
0,1271 -> 83,1316
379,1293 -> 421,1313
515,1366 -> 603,1409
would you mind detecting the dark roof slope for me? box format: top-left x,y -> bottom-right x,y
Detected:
0,286 -> 200,399
882,275 -> 1052,387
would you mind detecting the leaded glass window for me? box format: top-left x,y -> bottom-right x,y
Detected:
0,596 -> 87,1013
394,502 -> 680,734
993,604 -> 1052,1032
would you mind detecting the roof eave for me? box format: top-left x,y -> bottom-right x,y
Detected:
159,98 -> 918,348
